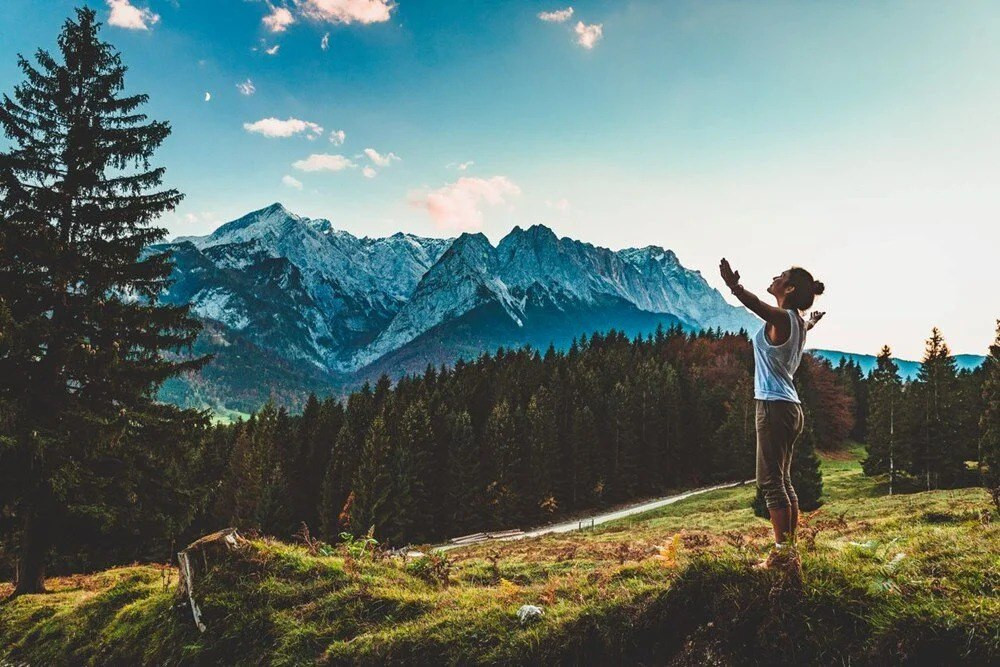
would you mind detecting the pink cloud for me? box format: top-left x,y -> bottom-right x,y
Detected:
414,176 -> 521,230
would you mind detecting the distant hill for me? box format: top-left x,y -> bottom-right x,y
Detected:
810,349 -> 987,380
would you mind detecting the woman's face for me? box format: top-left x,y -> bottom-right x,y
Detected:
767,269 -> 793,297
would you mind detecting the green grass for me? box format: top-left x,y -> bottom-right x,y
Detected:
2,446 -> 998,665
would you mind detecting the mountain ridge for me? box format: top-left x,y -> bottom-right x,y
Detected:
154,203 -> 762,410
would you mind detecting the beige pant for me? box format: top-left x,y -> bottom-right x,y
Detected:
755,399 -> 804,510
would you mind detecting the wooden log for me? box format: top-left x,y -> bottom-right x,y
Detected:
176,528 -> 242,633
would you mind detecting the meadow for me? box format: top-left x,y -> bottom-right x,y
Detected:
2,446 -> 996,665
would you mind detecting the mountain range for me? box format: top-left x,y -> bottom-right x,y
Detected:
809,349 -> 986,382
154,203 -> 759,413
153,204 -> 991,414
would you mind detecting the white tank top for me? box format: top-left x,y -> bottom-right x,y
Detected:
752,309 -> 806,403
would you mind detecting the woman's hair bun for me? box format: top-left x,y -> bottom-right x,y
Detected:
812,280 -> 825,295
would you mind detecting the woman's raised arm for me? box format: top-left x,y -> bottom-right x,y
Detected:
719,258 -> 788,326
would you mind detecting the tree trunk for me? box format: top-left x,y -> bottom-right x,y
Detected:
14,508 -> 48,596
176,528 -> 242,632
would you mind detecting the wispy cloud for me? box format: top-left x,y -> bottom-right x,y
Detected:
265,44 -> 281,55
538,7 -> 573,23
321,32 -> 330,50
329,129 -> 346,145
298,0 -> 396,25
106,0 -> 159,30
204,92 -> 212,102
414,176 -> 521,230
574,21 -> 603,49
292,153 -> 356,172
262,4 -> 295,32
364,147 -> 400,167
244,117 -> 324,139
282,174 -> 304,189
236,79 -> 257,96
457,161 -> 474,171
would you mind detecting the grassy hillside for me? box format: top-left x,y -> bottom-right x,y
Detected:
1,447 -> 997,665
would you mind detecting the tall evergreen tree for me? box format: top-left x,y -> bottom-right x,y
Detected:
389,399 -> 433,543
484,399 -> 523,525
863,346 -> 904,493
318,384 -> 373,539
350,414 -> 393,538
526,386 -> 559,519
0,9 -> 204,594
213,404 -> 292,536
445,410 -> 481,533
909,328 -> 963,488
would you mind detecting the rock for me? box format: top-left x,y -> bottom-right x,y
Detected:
516,604 -> 544,625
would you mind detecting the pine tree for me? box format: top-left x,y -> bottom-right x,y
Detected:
570,405 -> 600,508
608,382 -> 640,501
213,404 -> 291,536
445,410 -> 481,533
389,399 -> 433,543
910,328 -> 963,489
863,346 -> 904,493
980,321 -> 1000,506
0,8 -> 204,594
526,386 -> 559,519
349,414 -> 393,539
484,399 -> 523,525
318,384 -> 373,539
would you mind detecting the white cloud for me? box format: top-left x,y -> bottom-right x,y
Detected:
106,0 -> 160,30
538,7 -> 573,23
297,0 -> 395,25
204,92 -> 212,102
364,148 -> 400,167
458,161 -> 474,171
262,5 -> 295,32
329,129 -> 346,145
282,174 -> 304,189
362,166 -> 377,178
546,198 -> 571,212
321,32 -> 330,50
574,21 -> 603,49
265,44 -> 281,55
292,153 -> 356,172
236,79 -> 256,96
414,176 -> 521,230
243,117 -> 324,139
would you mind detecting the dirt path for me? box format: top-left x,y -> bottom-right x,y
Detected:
432,478 -> 752,552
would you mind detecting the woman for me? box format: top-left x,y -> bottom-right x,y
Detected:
719,258 -> 825,569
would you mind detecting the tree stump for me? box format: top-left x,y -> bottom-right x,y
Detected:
176,528 -> 242,632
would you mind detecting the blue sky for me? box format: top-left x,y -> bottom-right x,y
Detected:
2,0 -> 999,358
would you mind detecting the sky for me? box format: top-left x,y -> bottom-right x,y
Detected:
1,0 -> 998,359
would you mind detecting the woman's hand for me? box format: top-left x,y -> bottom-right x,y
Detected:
806,311 -> 826,330
719,258 -> 741,289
